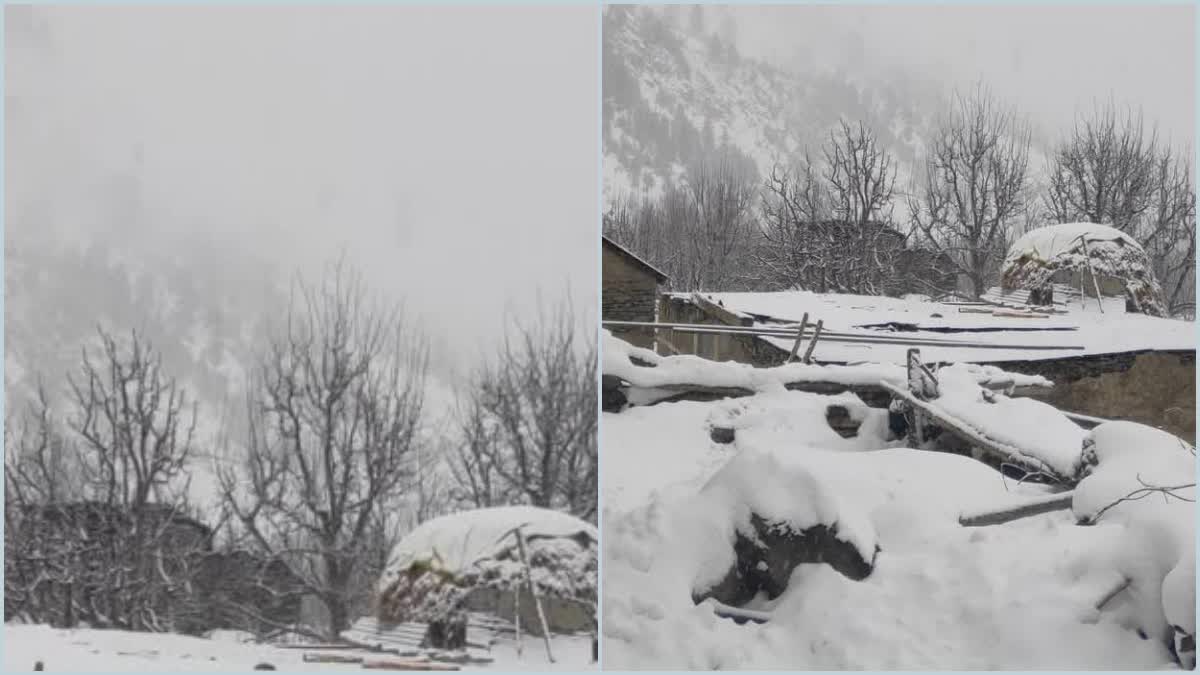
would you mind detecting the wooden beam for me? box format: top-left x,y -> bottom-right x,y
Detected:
802,320 -> 824,364
958,492 -> 1074,526
361,659 -> 460,671
603,320 -> 1086,351
787,313 -> 810,363
304,653 -> 364,664
881,380 -> 1071,483
515,526 -> 555,664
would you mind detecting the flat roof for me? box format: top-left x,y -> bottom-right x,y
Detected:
670,290 -> 1195,364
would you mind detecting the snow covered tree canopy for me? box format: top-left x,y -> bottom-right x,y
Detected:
374,507 -> 597,627
1000,223 -> 1166,317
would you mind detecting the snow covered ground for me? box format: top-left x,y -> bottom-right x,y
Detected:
674,290 -> 1194,364
2,624 -> 595,672
601,380 -> 1194,669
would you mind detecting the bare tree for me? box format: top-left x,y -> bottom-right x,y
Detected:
1045,102 -> 1159,229
5,329 -> 202,631
217,259 -> 430,639
450,297 -> 597,521
754,122 -> 903,295
603,154 -> 756,292
1045,101 -> 1195,316
67,328 -> 197,507
909,87 -> 1032,298
754,157 -> 843,291
682,155 -> 757,291
1140,149 -> 1196,316
824,119 -> 896,227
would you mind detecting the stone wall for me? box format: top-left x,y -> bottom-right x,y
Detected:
657,295 -> 788,366
602,245 -> 658,349
990,349 -> 1196,442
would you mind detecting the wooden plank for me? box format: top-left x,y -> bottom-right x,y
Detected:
675,325 -> 1085,351
786,313 -> 809,363
304,653 -> 365,664
709,600 -> 772,625
958,492 -> 1075,526
801,320 -> 823,364
361,659 -> 460,671
881,380 -> 1071,483
604,320 -> 1086,351
1061,410 -> 1111,429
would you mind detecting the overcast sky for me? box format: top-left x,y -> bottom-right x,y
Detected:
6,6 -> 598,378
711,4 -> 1194,147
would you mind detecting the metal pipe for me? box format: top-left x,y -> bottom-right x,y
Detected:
603,320 -> 1085,351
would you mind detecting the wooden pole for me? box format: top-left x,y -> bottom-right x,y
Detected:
787,313 -> 810,363
801,320 -> 824,364
514,527 -> 554,663
658,328 -> 681,356
602,320 -> 1087,351
1095,576 -> 1132,611
1077,235 -> 1105,314
513,565 -> 522,658
958,492 -> 1074,526
905,348 -> 927,445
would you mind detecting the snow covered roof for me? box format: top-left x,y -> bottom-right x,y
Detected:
1001,222 -> 1166,317
602,235 -> 668,282
382,506 -> 596,578
672,290 -> 1193,364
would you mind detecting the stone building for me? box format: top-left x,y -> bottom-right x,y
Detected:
602,235 -> 667,349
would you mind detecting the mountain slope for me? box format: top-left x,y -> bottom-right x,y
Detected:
603,6 -> 948,199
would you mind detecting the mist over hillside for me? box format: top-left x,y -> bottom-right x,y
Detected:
603,6 -> 948,199
602,6 -> 1078,202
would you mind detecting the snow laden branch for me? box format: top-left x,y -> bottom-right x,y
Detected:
1077,474 -> 1196,526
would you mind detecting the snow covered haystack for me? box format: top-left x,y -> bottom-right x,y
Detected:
1001,223 -> 1166,317
374,506 -> 597,643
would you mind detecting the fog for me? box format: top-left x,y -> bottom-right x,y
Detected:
704,4 -> 1194,146
5,5 -> 599,379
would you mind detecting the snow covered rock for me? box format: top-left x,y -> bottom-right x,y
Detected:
689,449 -> 880,609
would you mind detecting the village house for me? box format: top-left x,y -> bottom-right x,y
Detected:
601,235 -> 667,350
